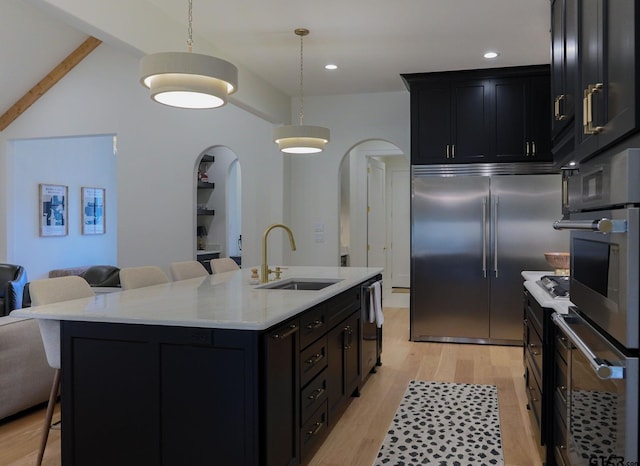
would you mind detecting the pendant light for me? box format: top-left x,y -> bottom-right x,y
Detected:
273,28 -> 330,154
139,0 -> 238,109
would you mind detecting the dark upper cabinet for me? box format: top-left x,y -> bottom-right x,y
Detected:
403,66 -> 551,165
553,0 -> 639,165
492,75 -> 552,162
580,0 -> 639,152
411,79 -> 490,164
550,0 -> 578,139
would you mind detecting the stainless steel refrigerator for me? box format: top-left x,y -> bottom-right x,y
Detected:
410,165 -> 568,345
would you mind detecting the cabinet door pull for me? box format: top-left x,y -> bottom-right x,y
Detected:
306,320 -> 324,330
531,141 -> 536,156
344,325 -> 353,349
271,324 -> 297,339
583,83 -> 604,135
451,144 -> 455,159
305,353 -> 324,365
306,421 -> 324,437
555,94 -> 566,121
528,343 -> 540,356
446,144 -> 450,159
525,141 -> 530,156
307,388 -> 325,400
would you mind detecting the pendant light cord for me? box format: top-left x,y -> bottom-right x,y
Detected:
187,0 -> 193,52
298,31 -> 305,126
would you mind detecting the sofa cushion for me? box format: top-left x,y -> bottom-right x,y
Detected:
48,266 -> 90,278
82,265 -> 121,287
0,264 -> 28,317
0,317 -> 55,420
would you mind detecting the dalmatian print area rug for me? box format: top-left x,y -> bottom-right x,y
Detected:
373,381 -> 504,466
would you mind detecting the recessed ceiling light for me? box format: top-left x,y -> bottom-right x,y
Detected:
483,51 -> 499,59
325,64 -> 338,70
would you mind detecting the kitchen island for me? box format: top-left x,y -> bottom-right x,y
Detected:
12,266 -> 383,466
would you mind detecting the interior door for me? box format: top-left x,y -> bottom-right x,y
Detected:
391,169 -> 410,288
411,175 -> 490,341
367,158 -> 386,269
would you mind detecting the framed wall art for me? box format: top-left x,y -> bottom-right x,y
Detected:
39,184 -> 68,236
81,187 -> 105,235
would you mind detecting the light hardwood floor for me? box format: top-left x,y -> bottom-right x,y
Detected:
0,306 -> 542,466
307,307 -> 543,466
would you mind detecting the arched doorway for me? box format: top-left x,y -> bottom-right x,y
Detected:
196,146 -> 241,267
338,140 -> 409,292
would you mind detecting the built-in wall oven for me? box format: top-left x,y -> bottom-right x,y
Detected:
553,148 -> 640,465
552,310 -> 638,464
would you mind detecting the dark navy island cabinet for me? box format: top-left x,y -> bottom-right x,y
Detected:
60,275 -> 381,466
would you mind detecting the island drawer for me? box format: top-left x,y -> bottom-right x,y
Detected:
300,401 -> 328,462
300,303 -> 328,349
301,369 -> 328,426
300,336 -> 328,387
326,287 -> 361,329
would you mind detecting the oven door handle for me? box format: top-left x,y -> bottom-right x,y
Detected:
552,218 -> 627,233
552,313 -> 625,380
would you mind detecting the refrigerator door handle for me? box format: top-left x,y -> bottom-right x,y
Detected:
482,197 -> 487,278
493,196 -> 499,278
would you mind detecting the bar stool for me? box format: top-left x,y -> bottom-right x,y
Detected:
119,266 -> 169,290
169,261 -> 209,281
29,276 -> 95,466
210,258 -> 240,274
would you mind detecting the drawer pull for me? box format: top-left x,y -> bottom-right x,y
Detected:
528,343 -> 540,356
307,421 -> 324,437
307,388 -> 325,400
306,353 -> 324,365
271,324 -> 298,339
306,320 -> 324,330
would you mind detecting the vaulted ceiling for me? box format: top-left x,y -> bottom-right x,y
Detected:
1,0 -> 550,121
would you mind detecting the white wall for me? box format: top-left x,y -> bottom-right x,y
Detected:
1,42 -> 286,275
8,134 -> 117,279
0,41 -> 412,277
285,92 -> 410,267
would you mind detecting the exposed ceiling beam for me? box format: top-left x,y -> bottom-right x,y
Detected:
0,36 -> 102,132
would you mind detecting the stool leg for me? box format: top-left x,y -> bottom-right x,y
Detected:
36,369 -> 61,466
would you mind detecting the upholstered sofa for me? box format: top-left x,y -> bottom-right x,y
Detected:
0,316 -> 55,420
49,264 -> 120,287
0,265 -> 120,421
0,263 -> 28,317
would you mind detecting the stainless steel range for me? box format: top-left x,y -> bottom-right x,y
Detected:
538,275 -> 571,299
553,149 -> 639,465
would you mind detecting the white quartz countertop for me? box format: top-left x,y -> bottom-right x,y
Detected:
521,270 -> 574,315
11,266 -> 383,331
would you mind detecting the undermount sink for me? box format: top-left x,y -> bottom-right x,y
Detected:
257,278 -> 343,290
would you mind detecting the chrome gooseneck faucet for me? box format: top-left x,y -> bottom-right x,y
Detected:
261,223 -> 296,283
